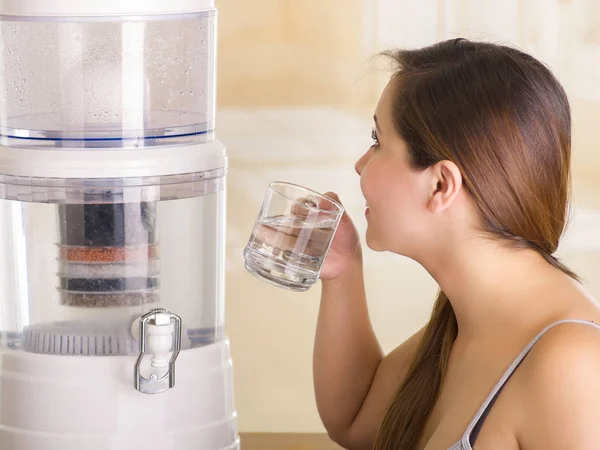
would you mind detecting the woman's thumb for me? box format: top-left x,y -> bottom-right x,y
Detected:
323,191 -> 352,223
324,191 -> 341,204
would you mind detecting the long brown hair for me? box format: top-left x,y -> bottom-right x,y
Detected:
373,38 -> 578,449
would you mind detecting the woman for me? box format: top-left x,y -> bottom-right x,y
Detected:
314,38 -> 600,450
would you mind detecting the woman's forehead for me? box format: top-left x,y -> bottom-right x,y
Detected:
375,79 -> 399,129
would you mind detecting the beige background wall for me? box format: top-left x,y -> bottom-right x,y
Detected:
215,0 -> 600,433
216,0 -> 379,111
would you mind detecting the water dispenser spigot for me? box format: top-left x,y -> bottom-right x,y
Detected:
134,308 -> 182,394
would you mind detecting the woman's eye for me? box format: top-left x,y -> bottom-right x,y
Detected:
371,129 -> 379,146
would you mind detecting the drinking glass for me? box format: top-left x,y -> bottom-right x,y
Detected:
243,182 -> 344,292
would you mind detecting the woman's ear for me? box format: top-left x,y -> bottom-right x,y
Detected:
427,160 -> 463,213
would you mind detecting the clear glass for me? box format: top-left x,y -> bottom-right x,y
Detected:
0,174 -> 225,355
0,12 -> 216,149
244,182 -> 344,292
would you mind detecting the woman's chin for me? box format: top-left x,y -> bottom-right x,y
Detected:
365,230 -> 385,252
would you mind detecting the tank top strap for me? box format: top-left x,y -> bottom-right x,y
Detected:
461,319 -> 600,448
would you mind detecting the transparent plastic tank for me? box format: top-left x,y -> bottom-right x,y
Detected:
0,172 -> 226,355
0,11 -> 225,356
0,11 -> 216,148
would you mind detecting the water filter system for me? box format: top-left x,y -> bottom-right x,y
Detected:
0,1 -> 239,448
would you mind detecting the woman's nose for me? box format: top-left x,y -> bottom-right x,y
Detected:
355,148 -> 372,175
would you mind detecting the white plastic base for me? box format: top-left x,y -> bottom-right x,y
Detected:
0,339 -> 239,450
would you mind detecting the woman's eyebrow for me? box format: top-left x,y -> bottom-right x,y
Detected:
374,115 -> 381,133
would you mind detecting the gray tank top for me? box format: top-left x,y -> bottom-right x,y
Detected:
447,319 -> 600,450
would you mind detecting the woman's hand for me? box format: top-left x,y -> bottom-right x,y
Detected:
250,191 -> 361,281
319,192 -> 363,282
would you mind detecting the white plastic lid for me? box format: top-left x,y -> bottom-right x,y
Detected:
0,0 -> 215,17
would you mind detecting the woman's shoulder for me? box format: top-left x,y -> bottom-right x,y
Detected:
512,318 -> 600,448
525,318 -> 600,375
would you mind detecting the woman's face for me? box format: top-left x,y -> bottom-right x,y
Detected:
355,79 -> 435,256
